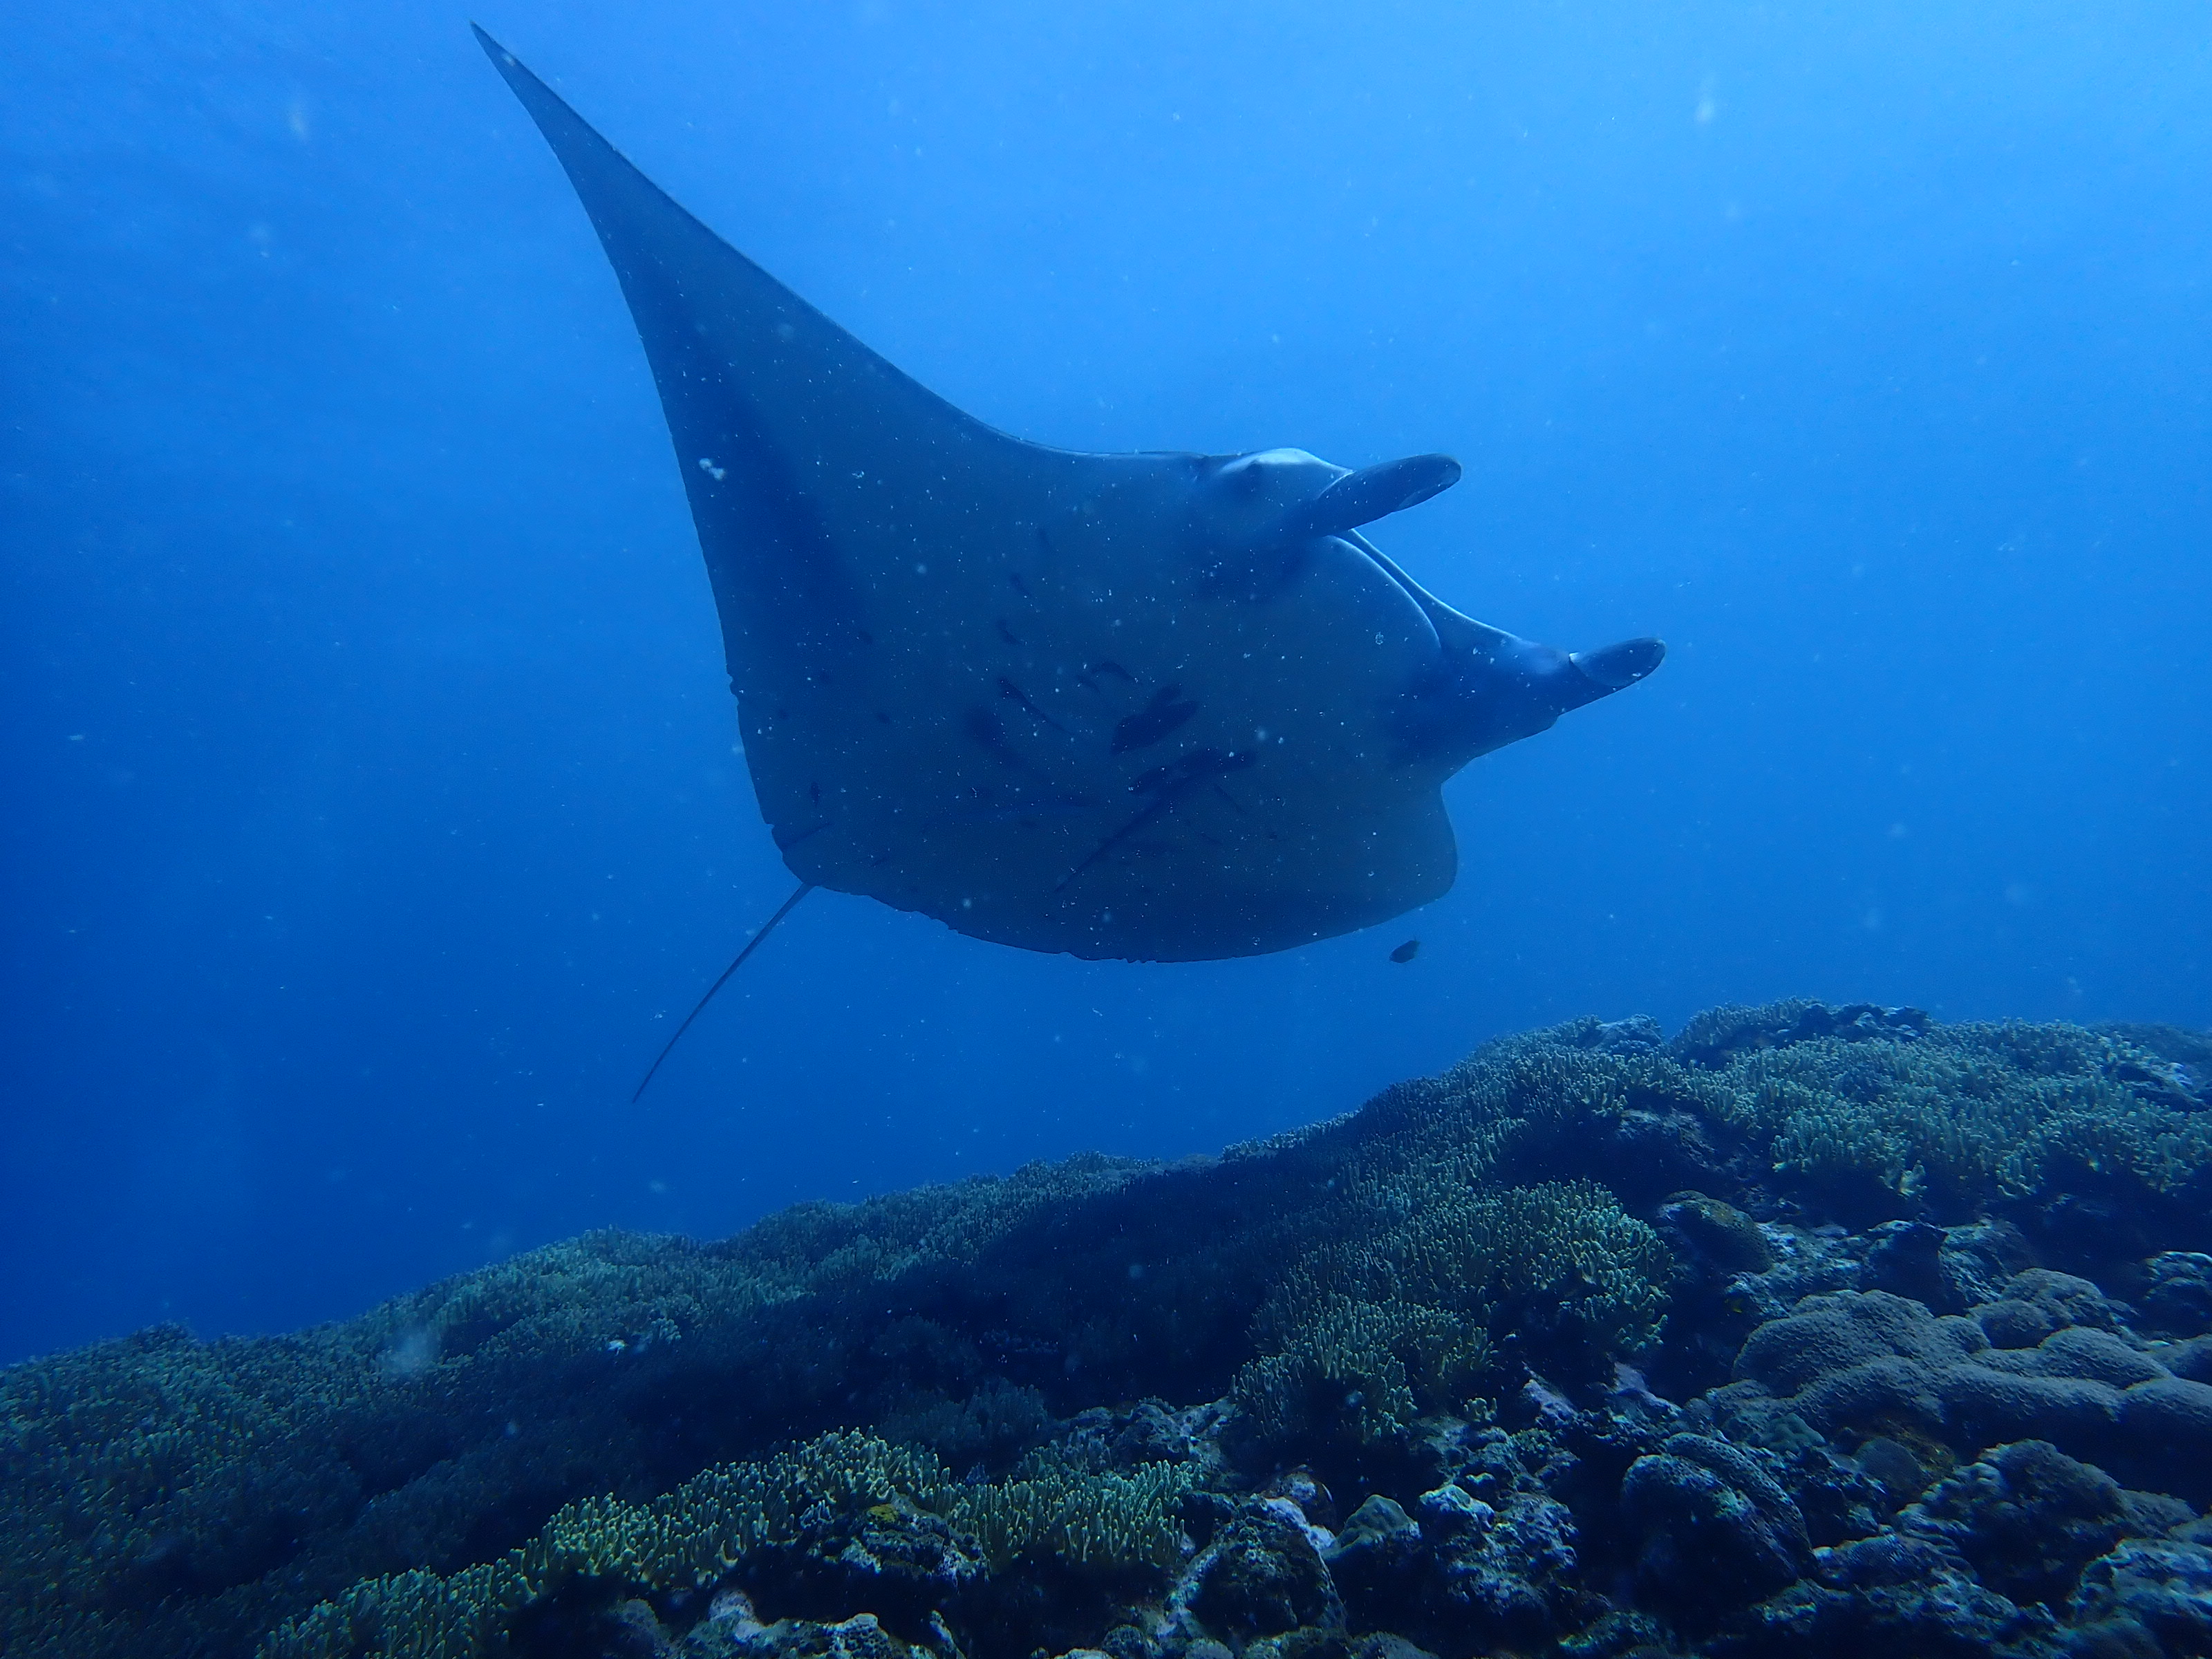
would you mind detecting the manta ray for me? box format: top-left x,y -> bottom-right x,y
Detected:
474,31 -> 1665,1088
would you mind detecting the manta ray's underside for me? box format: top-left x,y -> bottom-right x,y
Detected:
478,30 -> 1665,965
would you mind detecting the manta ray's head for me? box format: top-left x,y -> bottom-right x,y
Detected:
1191,445 -> 1664,775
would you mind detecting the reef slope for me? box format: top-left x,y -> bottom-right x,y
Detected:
6,1000 -> 2212,1658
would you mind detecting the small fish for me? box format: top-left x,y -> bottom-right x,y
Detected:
1389,939 -> 1421,964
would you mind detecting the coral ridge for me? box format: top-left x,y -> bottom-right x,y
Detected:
2,1002 -> 2209,1658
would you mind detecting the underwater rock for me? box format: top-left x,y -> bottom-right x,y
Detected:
2135,1252 -> 2212,1338
1591,1015 -> 1667,1055
1658,1192 -> 1777,1277
684,1611 -> 926,1659
1112,1399 -> 1218,1468
1178,1499 -> 1342,1641
1774,1444 -> 1888,1546
1982,1274 -> 2132,1353
1234,1633 -> 1442,1659
1317,1464 -> 1584,1658
1319,1492 -> 1423,1622
1428,1485 -> 1580,1653
1900,1440 -> 2188,1609
2112,1378 -> 2212,1501
1866,1220 -> 1969,1313
2070,1538 -> 2212,1653
1727,1287 -> 1990,1416
1620,1434 -> 1810,1625
1700,1283 -> 2212,1504
1716,1529 -> 2063,1659
736,1499 -> 986,1639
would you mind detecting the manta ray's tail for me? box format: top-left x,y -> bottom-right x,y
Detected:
632,882 -> 814,1102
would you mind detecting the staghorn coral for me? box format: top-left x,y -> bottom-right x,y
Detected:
0,1320 -> 396,1658
1232,1179 -> 1671,1459
1232,1293 -> 1463,1450
947,1459 -> 1194,1573
1454,1181 -> 1673,1363
1382,1003 -> 2212,1235
372,1154 -> 1153,1376
1735,1024 -> 2203,1218
0,1169 -> 1155,1659
518,1431 -> 954,1589
255,1562 -> 527,1659
264,1431 -> 1190,1658
1620,1433 -> 1810,1624
261,1432 -> 956,1659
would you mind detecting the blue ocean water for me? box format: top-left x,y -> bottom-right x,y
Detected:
3,2 -> 2205,1368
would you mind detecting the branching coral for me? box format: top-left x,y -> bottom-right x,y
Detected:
1731,1022 -> 2209,1217
261,1432 -> 956,1659
1371,1006 -> 2211,1227
371,1154 -> 1150,1374
261,1430 -> 1191,1658
1456,1181 -> 1674,1358
1232,1179 -> 1669,1453
0,1165 -> 1151,1659
1233,1293 -> 1466,1447
0,1322 -> 390,1658
948,1460 -> 1192,1573
256,1563 -> 524,1659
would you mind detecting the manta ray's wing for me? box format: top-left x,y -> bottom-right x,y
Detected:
478,33 -> 1582,961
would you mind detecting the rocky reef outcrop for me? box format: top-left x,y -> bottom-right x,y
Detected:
3,1000 -> 2210,1658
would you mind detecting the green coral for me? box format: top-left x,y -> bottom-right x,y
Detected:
1218,1005 -> 2206,1453
254,1563 -> 524,1659
1730,1020 -> 2210,1213
1232,1293 -> 1463,1447
0,1322 -> 393,1659
262,1430 -> 1192,1658
1454,1181 -> 1674,1355
874,1378 -> 1055,1470
947,1459 -> 1193,1573
373,1154 -> 1151,1374
0,1162 -> 1149,1659
1351,1004 -> 2212,1224
520,1429 -> 948,1587
261,1432 -> 953,1659
1232,1179 -> 1669,1448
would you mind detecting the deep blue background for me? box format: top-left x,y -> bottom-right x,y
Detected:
6,1 -> 2207,1365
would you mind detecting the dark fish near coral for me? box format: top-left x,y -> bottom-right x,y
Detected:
1390,939 -> 1421,964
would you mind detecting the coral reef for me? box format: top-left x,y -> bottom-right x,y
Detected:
3,1002 -> 2210,1658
